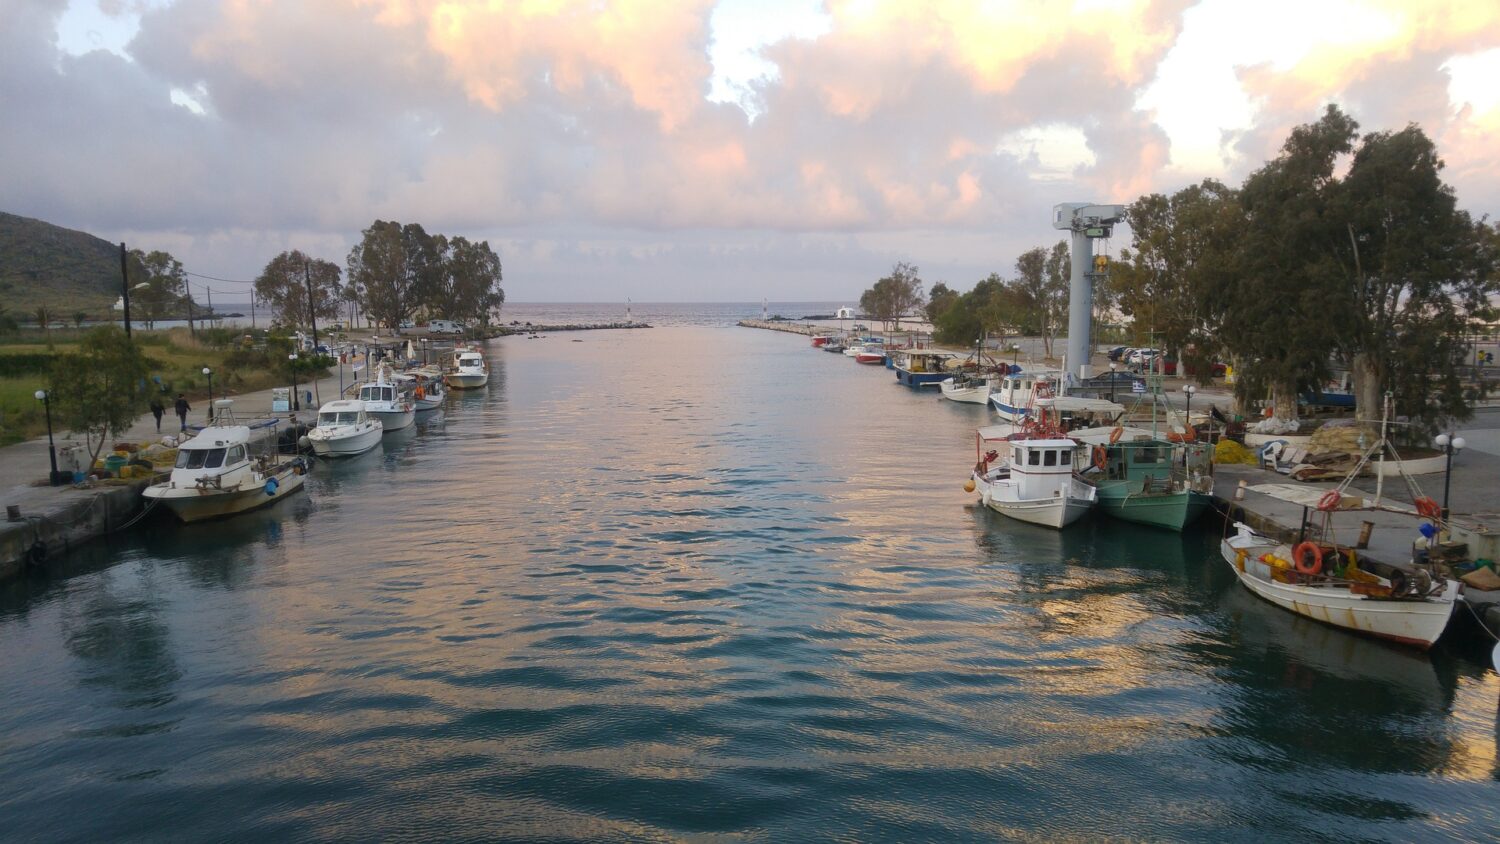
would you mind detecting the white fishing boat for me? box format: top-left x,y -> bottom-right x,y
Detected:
445,348 -> 489,389
989,369 -> 1065,421
358,370 -> 415,433
940,372 -> 992,404
307,399 -> 382,457
1220,521 -> 1458,649
397,370 -> 447,411
143,412 -> 309,523
967,431 -> 1096,529
1218,394 -> 1460,649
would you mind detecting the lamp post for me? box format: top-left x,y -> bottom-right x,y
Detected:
35,390 -> 59,485
1109,361 -> 1118,403
1434,433 -> 1466,521
1184,383 -> 1197,430
288,353 -> 300,412
202,367 -> 213,422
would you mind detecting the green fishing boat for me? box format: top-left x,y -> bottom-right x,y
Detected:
1079,436 -> 1212,531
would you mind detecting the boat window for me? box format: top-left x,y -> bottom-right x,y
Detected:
320,412 -> 338,424
175,449 -> 196,468
1043,450 -> 1057,466
1028,450 -> 1040,466
227,445 -> 245,464
1135,447 -> 1164,464
1013,446 -> 1022,465
201,448 -> 228,469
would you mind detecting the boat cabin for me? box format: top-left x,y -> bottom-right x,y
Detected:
166,426 -> 255,488
1007,439 -> 1082,499
894,351 -> 959,387
318,400 -> 370,427
359,382 -> 399,404
989,370 -> 1065,421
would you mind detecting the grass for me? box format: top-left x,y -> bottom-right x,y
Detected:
0,327 -> 325,446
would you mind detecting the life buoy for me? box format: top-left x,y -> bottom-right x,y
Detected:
1316,490 -> 1342,511
1414,497 -> 1441,520
1292,541 -> 1323,575
1092,446 -> 1108,471
415,386 -> 425,400
1108,426 -> 1124,445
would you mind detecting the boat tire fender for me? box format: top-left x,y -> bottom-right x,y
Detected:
1292,541 -> 1323,576
27,540 -> 47,567
1316,490 -> 1341,511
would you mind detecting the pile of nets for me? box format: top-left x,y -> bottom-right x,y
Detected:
1213,439 -> 1258,466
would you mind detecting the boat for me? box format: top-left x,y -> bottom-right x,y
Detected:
1074,430 -> 1211,531
822,338 -> 847,353
811,335 -> 832,348
357,370 -> 416,433
1220,521 -> 1458,649
968,432 -> 1096,529
988,368 -> 1065,421
306,399 -> 383,457
893,350 -> 959,387
940,372 -> 993,404
1218,394 -> 1461,648
445,347 -> 489,389
142,408 -> 310,523
398,369 -> 447,411
854,341 -> 887,365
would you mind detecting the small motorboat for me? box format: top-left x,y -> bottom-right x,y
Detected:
445,347 -> 489,389
307,399 -> 382,457
940,372 -> 992,404
811,335 -> 832,348
358,369 -> 415,433
968,431 -> 1096,529
854,341 -> 887,365
143,416 -> 309,523
398,369 -> 447,411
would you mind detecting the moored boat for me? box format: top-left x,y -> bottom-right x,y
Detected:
307,399 -> 383,457
811,335 -> 832,348
445,348 -> 489,389
143,415 -> 309,523
893,350 -> 959,387
989,368 -> 1065,421
940,372 -> 992,404
854,341 -> 887,365
358,371 -> 416,433
1220,521 -> 1458,649
968,430 -> 1096,529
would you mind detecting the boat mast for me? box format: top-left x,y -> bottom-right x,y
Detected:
1374,390 -> 1390,508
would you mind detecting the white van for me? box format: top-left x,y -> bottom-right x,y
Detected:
429,319 -> 466,334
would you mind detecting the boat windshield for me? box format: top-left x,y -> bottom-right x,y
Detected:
321,412 -> 359,424
175,447 -> 227,469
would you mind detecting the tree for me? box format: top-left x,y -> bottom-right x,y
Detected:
1219,105 -> 1358,421
859,261 -> 925,331
255,250 -> 343,329
431,235 -> 505,325
34,305 -> 51,347
72,310 -> 87,328
129,250 -> 190,329
1334,124 -> 1496,430
49,326 -> 150,472
932,273 -> 1014,346
925,281 -> 958,325
1042,241 -> 1070,359
346,220 -> 441,330
1011,246 -> 1067,357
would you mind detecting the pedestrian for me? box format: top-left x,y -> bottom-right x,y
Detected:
174,394 -> 191,432
149,398 -> 165,432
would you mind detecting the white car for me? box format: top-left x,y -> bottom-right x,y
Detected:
1127,348 -> 1161,366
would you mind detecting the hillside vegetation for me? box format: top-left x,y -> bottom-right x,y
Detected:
0,211 -> 121,316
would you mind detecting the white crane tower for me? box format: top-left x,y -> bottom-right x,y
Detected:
1052,202 -> 1125,381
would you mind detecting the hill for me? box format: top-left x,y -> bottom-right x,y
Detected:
0,212 -> 121,318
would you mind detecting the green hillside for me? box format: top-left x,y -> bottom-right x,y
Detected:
0,211 -> 121,318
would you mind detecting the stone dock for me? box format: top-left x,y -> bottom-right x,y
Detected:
489,321 -> 651,336
737,319 -> 818,336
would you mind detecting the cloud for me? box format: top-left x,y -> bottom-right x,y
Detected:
1,0 -> 1496,302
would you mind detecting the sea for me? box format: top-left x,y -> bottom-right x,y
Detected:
2,303 -> 1497,842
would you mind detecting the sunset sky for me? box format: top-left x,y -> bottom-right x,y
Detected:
6,0 -> 1499,302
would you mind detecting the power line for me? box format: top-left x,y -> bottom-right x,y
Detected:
183,269 -> 257,284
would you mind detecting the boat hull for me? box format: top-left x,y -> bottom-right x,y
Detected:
855,353 -> 886,364
940,378 -> 990,404
896,369 -> 947,388
370,408 -> 415,432
309,426 -> 382,457
1096,484 -> 1207,531
975,474 -> 1094,529
414,394 -> 445,411
445,372 -> 488,389
144,468 -> 305,523
1219,534 -> 1457,649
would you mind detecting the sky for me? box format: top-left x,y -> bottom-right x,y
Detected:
4,0 -> 1499,303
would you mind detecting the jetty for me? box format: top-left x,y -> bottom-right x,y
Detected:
738,319 -> 817,336
488,321 -> 650,337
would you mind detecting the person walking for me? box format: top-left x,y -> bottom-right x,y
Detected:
149,398 -> 165,432
174,394 -> 191,432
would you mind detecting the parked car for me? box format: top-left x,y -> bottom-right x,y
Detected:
429,319 -> 467,334
1106,346 -> 1128,362
1127,348 -> 1161,367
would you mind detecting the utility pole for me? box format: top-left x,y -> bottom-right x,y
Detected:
250,287 -> 257,330
304,260 -> 321,406
119,242 -> 133,338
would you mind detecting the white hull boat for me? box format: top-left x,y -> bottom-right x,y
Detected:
1219,522 -> 1458,649
308,400 -> 383,457
445,348 -> 489,389
143,421 -> 309,523
968,436 -> 1095,530
358,375 -> 416,433
940,376 -> 991,404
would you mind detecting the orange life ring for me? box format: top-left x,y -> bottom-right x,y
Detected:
1108,426 -> 1124,445
1316,490 -> 1341,511
415,386 -> 425,400
1292,541 -> 1323,575
1414,496 -> 1441,520
1092,446 -> 1108,471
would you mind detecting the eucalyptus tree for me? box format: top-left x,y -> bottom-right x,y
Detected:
1012,246 -> 1066,357
346,220 -> 441,330
431,235 -> 505,326
128,249 -> 189,329
859,261 -> 925,331
255,250 -> 343,328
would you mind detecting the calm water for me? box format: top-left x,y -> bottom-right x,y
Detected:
3,315 -> 1498,842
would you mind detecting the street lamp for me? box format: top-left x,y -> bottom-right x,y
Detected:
35,390 -> 59,485
288,353 -> 300,412
1109,361 -> 1118,403
1184,384 -> 1197,433
1434,433 -> 1466,521
202,367 -> 213,422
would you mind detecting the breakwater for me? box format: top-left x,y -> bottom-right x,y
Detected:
489,321 -> 651,336
737,319 -> 817,335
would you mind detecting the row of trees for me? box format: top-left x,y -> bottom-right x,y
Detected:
913,105 -> 1497,430
254,220 -> 505,332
